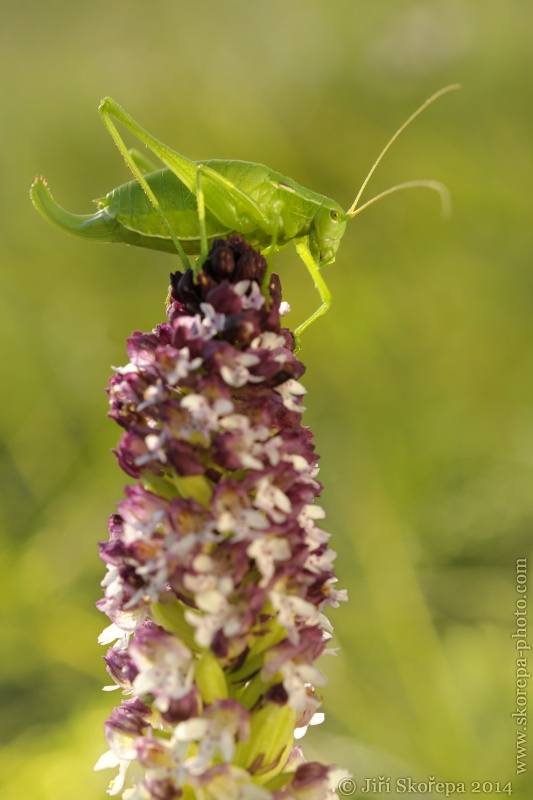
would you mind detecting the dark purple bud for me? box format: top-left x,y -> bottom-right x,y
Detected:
105,697 -> 152,738
104,646 -> 138,689
291,761 -> 330,789
161,687 -> 201,724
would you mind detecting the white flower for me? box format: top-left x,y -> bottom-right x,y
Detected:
98,623 -> 130,647
135,432 -> 168,466
294,711 -> 325,740
131,637 -> 194,713
250,331 -> 286,350
219,414 -> 270,470
181,394 -> 234,441
274,378 -> 307,412
220,352 -> 263,388
94,751 -> 131,796
247,537 -> 291,586
279,660 -> 327,713
165,346 -> 203,385
253,475 -> 292,523
269,590 -> 321,642
234,280 -> 265,310
199,302 -> 227,333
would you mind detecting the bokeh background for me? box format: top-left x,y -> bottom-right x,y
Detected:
2,1 -> 532,797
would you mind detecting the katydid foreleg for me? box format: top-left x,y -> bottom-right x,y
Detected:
293,238 -> 332,339
261,204 -> 282,295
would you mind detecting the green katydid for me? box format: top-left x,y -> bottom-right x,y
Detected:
31,85 -> 459,338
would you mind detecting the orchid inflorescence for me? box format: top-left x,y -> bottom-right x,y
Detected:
95,236 -> 348,799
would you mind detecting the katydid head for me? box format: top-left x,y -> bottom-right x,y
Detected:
312,200 -> 348,266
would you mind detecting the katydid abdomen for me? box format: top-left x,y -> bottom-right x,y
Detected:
32,160 -> 324,256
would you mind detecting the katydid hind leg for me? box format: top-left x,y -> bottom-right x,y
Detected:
128,148 -> 158,174
99,99 -> 191,269
195,165 -> 209,266
99,98 -> 199,193
293,238 -> 332,338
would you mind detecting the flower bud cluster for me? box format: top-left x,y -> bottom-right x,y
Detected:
95,236 -> 347,799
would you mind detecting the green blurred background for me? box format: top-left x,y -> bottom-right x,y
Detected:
2,0 -> 532,797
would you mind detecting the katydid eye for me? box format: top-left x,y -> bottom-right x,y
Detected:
330,209 -> 339,221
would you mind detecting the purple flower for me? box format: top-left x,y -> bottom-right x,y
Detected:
96,236 -> 347,799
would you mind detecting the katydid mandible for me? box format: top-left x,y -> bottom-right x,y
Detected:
31,85 -> 459,338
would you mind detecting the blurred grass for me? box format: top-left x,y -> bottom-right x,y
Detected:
2,0 -> 532,797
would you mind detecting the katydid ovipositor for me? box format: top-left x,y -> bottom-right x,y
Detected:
31,85 -> 459,338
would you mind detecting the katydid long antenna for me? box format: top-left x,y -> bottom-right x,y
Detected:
345,84 -> 461,220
